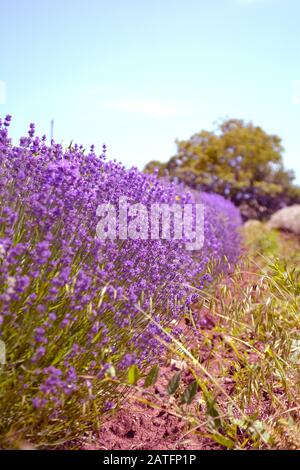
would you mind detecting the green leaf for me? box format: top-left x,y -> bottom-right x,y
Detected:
249,420 -> 271,444
198,381 -> 222,429
128,365 -> 139,385
180,380 -> 198,404
207,432 -> 235,449
167,372 -> 181,395
144,365 -> 159,388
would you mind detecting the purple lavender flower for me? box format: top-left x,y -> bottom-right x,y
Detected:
0,115 -> 242,435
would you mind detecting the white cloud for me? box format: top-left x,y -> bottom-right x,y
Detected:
103,98 -> 182,118
82,85 -> 192,119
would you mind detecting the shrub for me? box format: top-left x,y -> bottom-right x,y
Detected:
145,119 -> 300,221
131,257 -> 300,449
0,116 -> 242,446
243,220 -> 279,256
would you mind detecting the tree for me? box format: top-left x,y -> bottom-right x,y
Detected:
144,119 -> 300,220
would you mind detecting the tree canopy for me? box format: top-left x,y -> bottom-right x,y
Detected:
145,119 -> 300,220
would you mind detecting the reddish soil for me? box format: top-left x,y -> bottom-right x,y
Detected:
81,313 -> 222,450
78,239 -> 300,451
82,365 -> 220,450
83,399 -> 219,450
80,270 -> 269,451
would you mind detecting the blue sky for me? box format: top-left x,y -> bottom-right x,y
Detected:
1,0 -> 300,181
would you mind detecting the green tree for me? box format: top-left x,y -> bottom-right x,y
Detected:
145,119 -> 300,220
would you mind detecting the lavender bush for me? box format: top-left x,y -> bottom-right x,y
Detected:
0,116 -> 242,446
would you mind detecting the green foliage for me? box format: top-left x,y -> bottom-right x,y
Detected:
180,380 -> 198,405
123,232 -> 300,450
243,220 -> 300,266
130,232 -> 300,449
243,220 -> 279,257
144,365 -> 159,388
128,365 -> 140,385
167,372 -> 181,395
145,118 -> 300,220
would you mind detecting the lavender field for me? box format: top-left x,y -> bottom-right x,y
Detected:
1,0 -> 300,457
0,116 -> 299,450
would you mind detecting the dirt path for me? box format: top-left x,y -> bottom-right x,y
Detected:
81,313 -> 222,450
